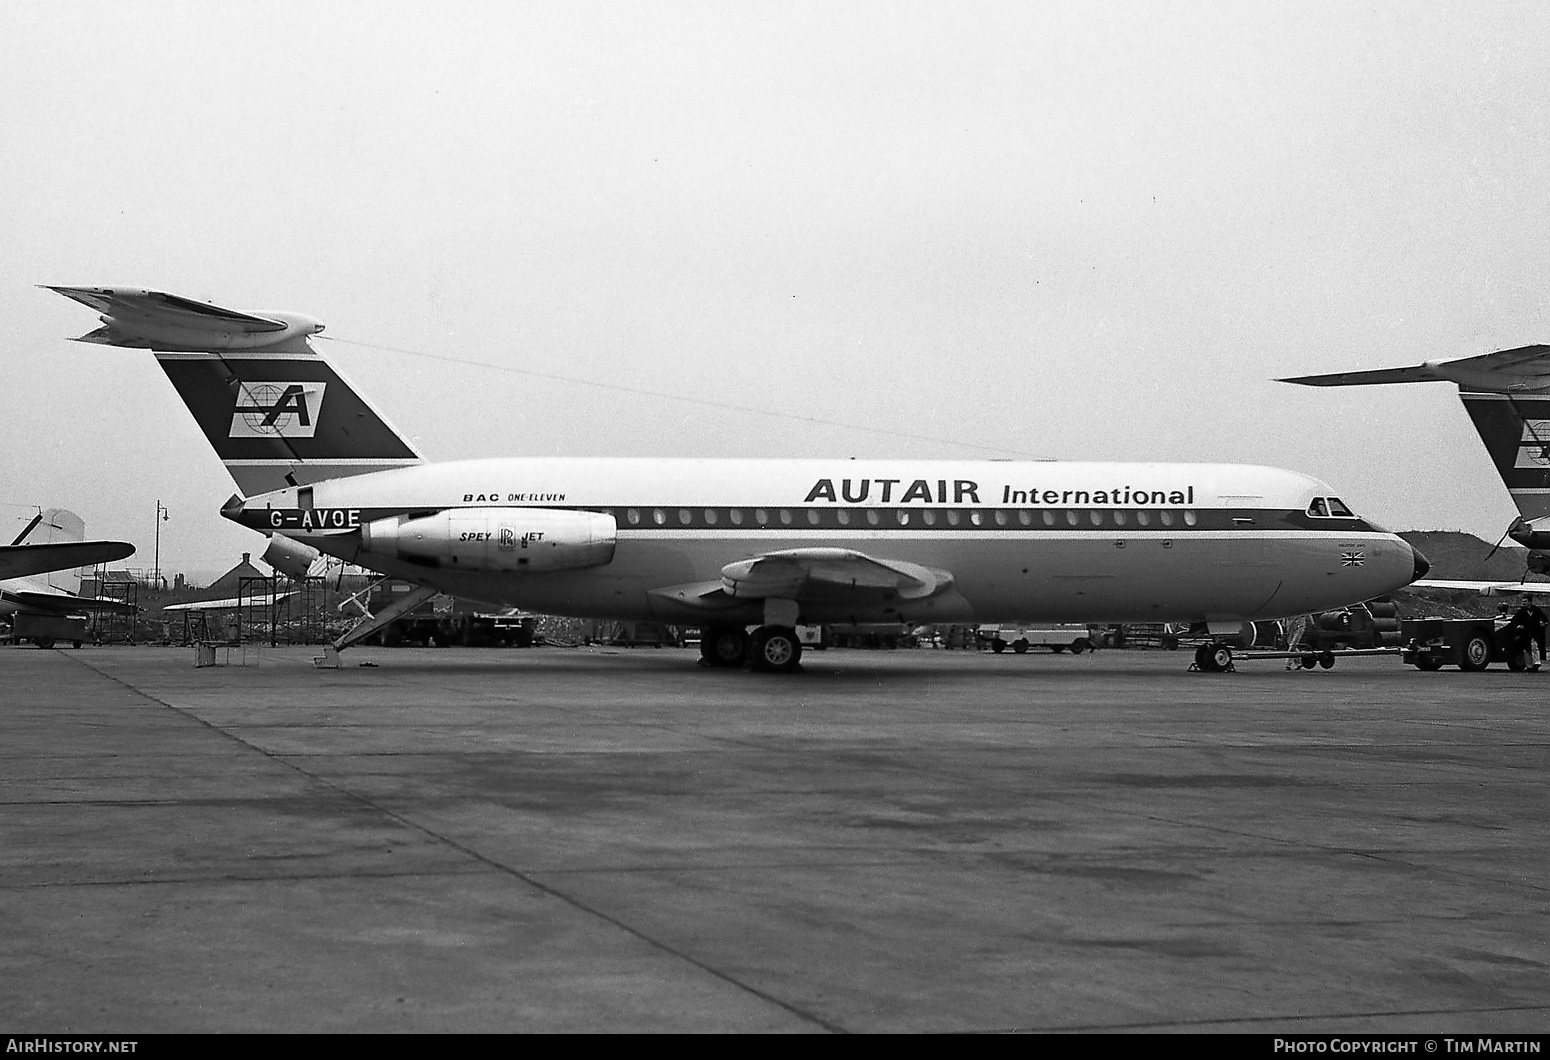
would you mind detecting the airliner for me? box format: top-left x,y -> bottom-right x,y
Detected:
1,508 -> 136,643
46,286 -> 1428,671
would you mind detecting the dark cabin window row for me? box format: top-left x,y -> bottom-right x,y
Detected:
600,506 -> 1214,530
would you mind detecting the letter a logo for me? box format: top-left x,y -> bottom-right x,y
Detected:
230,382 -> 327,438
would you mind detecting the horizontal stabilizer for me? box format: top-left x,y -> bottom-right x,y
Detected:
46,285 -> 289,331
1281,345 -> 1550,394
0,540 -> 135,580
43,285 -> 322,354
1279,365 -> 1443,387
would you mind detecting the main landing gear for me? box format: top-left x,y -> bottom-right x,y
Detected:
1192,642 -> 1236,673
699,624 -> 803,673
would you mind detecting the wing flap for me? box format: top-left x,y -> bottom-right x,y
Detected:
720,548 -> 954,601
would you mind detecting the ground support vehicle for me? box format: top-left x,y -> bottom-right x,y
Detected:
11,611 -> 89,649
1400,617 -> 1539,672
1189,643 -> 1400,672
977,624 -> 1094,655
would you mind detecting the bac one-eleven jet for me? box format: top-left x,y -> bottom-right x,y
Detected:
46,286 -> 1428,672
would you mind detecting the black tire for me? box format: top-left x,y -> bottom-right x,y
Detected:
35,636 -> 55,649
991,638 -> 1007,653
1459,633 -> 1492,672
71,640 -> 83,649
1070,639 -> 1089,654
1013,639 -> 1030,654
1161,635 -> 1179,651
1210,644 -> 1234,671
700,626 -> 748,668
1319,651 -> 1336,669
1049,644 -> 1064,654
1300,655 -> 1317,669
750,626 -> 802,673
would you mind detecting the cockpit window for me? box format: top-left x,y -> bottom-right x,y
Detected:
1307,497 -> 1357,519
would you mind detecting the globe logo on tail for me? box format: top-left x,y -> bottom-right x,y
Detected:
229,382 -> 326,438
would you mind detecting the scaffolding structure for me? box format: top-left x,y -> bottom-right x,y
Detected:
236,575 -> 329,646
87,567 -> 140,644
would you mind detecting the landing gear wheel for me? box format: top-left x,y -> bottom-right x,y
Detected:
750,626 -> 802,672
1209,644 -> 1234,672
1194,643 -> 1213,671
1318,651 -> 1336,669
1013,639 -> 1030,654
1299,654 -> 1317,669
1459,633 -> 1492,672
700,626 -> 749,668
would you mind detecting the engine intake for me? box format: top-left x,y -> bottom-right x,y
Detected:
361,508 -> 616,573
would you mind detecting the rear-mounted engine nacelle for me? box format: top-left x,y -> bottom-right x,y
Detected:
361,507 -> 616,572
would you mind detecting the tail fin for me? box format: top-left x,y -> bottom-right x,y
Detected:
46,286 -> 422,496
1459,391 -> 1550,523
29,509 -> 86,594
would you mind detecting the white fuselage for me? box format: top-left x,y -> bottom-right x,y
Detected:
233,458 -> 1422,626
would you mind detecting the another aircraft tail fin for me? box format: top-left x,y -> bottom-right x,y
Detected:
26,509 -> 86,594
1458,391 -> 1550,523
45,286 -> 422,497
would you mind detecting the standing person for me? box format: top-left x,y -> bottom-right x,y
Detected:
1524,599 -> 1547,671
1506,600 -> 1544,671
1283,613 -> 1308,670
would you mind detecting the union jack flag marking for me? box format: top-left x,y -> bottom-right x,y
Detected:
1340,551 -> 1366,567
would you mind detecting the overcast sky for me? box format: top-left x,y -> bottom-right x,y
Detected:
4,1 -> 1549,578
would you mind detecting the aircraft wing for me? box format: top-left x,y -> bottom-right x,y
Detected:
0,540 -> 135,580
720,548 -> 954,601
162,591 -> 297,613
1409,579 -> 1550,596
0,587 -> 138,616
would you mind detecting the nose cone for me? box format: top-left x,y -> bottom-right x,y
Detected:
1411,544 -> 1431,582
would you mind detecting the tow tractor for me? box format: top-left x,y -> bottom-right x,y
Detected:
1399,617 -> 1538,672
